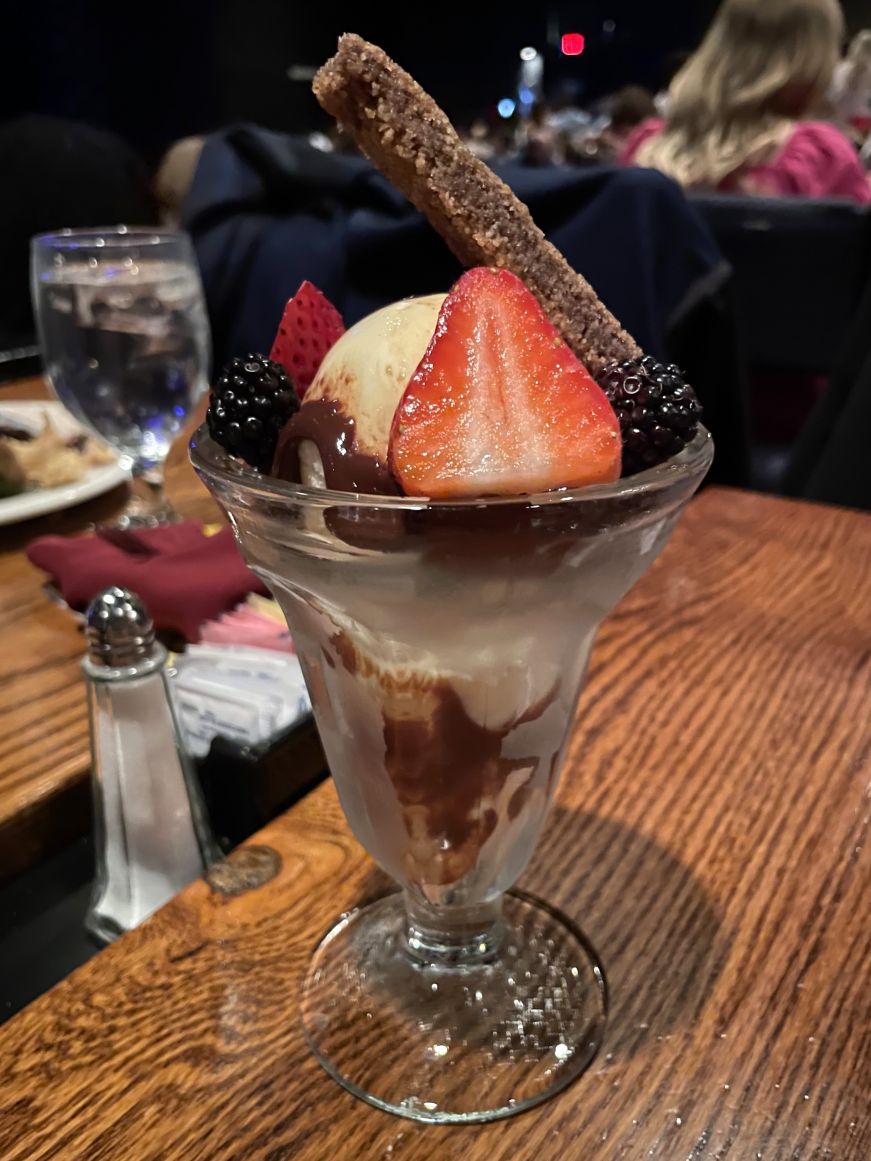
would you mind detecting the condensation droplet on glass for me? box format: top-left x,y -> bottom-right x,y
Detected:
423,1101 -> 437,1111
88,257 -> 98,269
474,990 -> 483,1002
723,1083 -> 731,1090
430,983 -> 438,993
675,1116 -> 683,1126
554,1043 -> 571,1061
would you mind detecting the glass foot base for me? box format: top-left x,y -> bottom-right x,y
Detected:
109,497 -> 179,529
107,475 -> 179,529
301,890 -> 607,1123
84,910 -> 123,946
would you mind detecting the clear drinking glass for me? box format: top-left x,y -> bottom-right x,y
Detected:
31,227 -> 211,525
191,425 -> 713,1123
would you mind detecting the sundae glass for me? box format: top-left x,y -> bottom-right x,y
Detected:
192,428 -> 711,1121
192,34 -> 713,1122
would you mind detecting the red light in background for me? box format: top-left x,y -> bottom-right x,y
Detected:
561,32 -> 585,56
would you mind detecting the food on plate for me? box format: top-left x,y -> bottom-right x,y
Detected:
0,410 -> 115,496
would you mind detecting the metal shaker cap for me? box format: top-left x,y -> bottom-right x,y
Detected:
85,587 -> 156,667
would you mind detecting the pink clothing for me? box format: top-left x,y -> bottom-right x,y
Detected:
621,119 -> 871,204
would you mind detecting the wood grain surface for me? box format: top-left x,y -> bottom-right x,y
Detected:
0,487 -> 867,1160
0,380 -> 214,881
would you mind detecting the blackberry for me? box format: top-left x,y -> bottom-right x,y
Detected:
207,355 -> 299,471
597,356 -> 702,477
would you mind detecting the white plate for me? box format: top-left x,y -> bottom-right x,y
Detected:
0,401 -> 129,526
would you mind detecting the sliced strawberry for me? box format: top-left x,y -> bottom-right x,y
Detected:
269,281 -> 345,399
389,268 -> 622,497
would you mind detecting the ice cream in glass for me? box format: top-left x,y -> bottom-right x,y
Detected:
191,34 -> 713,1123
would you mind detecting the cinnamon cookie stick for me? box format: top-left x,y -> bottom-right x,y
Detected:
313,33 -> 640,374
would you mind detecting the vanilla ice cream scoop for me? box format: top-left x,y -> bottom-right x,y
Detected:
306,292 -> 444,459
272,293 -> 444,492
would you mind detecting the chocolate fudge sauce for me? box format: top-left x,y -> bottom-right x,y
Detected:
329,628 -> 559,884
272,398 -> 400,496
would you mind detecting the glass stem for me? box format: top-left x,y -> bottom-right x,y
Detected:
117,465 -> 178,527
136,467 -> 168,513
403,892 -> 504,968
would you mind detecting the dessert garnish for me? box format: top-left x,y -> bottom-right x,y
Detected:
598,356 -> 703,476
269,280 -> 346,398
389,268 -> 620,497
206,35 -> 703,491
207,355 -> 298,472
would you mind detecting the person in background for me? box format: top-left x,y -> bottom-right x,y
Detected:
154,136 -> 205,225
601,87 -> 658,162
622,0 -> 871,203
523,103 -> 564,167
463,119 -> 495,161
548,79 -> 590,137
830,30 -> 871,138
490,122 -> 520,161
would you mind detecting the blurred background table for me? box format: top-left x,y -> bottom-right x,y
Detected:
0,486 -> 867,1159
0,377 -> 216,884
0,377 -> 327,1022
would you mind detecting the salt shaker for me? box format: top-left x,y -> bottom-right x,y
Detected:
83,587 -> 218,943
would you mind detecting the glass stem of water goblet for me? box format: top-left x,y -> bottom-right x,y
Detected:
118,463 -> 178,528
403,891 -> 505,969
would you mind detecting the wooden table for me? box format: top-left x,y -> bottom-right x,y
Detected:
0,487 -> 867,1159
0,378 -> 215,881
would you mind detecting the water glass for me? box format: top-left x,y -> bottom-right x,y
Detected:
31,227 -> 211,525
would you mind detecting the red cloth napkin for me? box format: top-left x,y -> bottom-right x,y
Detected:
27,522 -> 268,642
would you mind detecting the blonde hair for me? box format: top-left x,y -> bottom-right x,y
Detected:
638,0 -> 844,188
843,29 -> 871,91
847,29 -> 871,66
